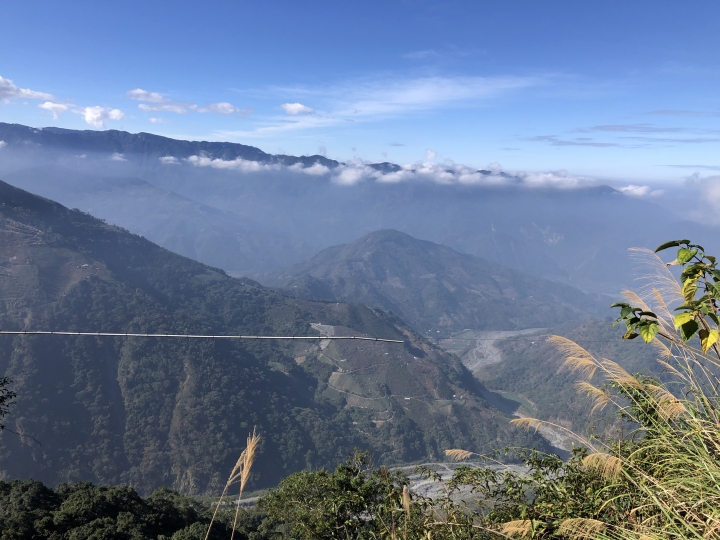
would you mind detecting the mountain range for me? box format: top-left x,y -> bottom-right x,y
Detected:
1,122 -> 715,295
261,229 -> 603,337
0,178 -> 546,495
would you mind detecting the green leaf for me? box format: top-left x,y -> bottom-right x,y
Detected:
706,256 -> 716,264
609,302 -> 630,309
623,330 -> 639,340
681,265 -> 704,282
655,239 -> 690,252
710,283 -> 720,299
677,248 -> 698,264
674,302 -> 700,311
712,270 -> 720,281
674,312 -> 695,329
638,311 -> 658,318
679,320 -> 700,342
683,284 -> 698,303
700,329 -> 719,353
638,322 -> 659,343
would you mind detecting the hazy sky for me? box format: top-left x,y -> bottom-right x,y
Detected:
1,0 -> 718,182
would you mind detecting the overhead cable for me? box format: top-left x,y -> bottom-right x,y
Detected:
0,330 -> 404,343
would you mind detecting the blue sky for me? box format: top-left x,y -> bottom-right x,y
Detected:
1,0 -> 719,183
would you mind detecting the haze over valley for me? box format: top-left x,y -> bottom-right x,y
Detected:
0,3 -> 718,536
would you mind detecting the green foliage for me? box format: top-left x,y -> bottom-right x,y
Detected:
260,450 -> 413,539
613,239 -> 720,353
0,479 -> 270,540
257,239 -> 720,539
0,376 -> 15,430
258,447 -> 624,539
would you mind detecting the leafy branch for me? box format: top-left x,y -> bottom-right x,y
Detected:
612,239 -> 720,356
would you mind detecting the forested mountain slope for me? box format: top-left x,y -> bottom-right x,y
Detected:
0,180 -> 545,494
2,166 -> 309,274
262,230 -> 603,337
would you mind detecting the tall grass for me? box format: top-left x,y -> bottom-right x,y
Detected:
205,428 -> 261,540
502,248 -> 720,539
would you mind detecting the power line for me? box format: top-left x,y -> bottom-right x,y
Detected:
0,330 -> 404,343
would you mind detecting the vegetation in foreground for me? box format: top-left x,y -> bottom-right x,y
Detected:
255,240 -> 720,538
4,239 -> 720,539
0,480 -> 270,540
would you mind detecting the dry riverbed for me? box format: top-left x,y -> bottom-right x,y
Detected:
439,329 -> 573,452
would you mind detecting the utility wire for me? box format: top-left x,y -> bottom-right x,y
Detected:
0,330 -> 404,343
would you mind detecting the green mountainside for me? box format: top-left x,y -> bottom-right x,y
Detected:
477,319 -> 661,432
0,180 -> 545,495
262,230 -> 603,337
3,166 -> 310,275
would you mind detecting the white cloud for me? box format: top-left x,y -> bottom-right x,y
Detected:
0,141 -> 6,149
333,166 -> 369,185
281,102 -> 315,115
185,155 -> 279,173
159,156 -> 179,165
149,117 -> 166,123
126,88 -> 166,102
187,155 -> 334,176
38,101 -> 69,119
288,162 -> 331,175
139,102 -> 188,114
76,106 -> 125,128
325,161 -> 588,188
425,148 -> 437,161
403,49 -> 441,60
110,152 -> 127,161
617,184 -> 664,197
333,75 -> 538,117
175,152 -> 590,191
195,102 -> 251,115
128,88 -> 249,116
221,74 -> 542,139
0,76 -> 54,100
128,88 -> 189,113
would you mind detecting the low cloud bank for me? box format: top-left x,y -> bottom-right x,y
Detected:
174,154 -> 599,189
617,185 -> 665,197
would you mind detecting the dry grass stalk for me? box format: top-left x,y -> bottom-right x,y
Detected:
444,448 -> 474,461
628,247 -> 683,306
655,358 -> 683,379
622,290 -> 652,315
204,427 -> 261,540
548,335 -> 598,379
230,428 -> 261,540
500,519 -> 533,537
651,289 -> 675,329
648,386 -> 688,421
402,485 -> 411,517
601,359 -> 643,389
650,336 -> 673,361
575,381 -> 612,414
510,417 -> 543,432
582,452 -> 623,481
557,518 -> 606,539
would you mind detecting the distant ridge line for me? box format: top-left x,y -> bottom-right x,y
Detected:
0,330 -> 404,343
